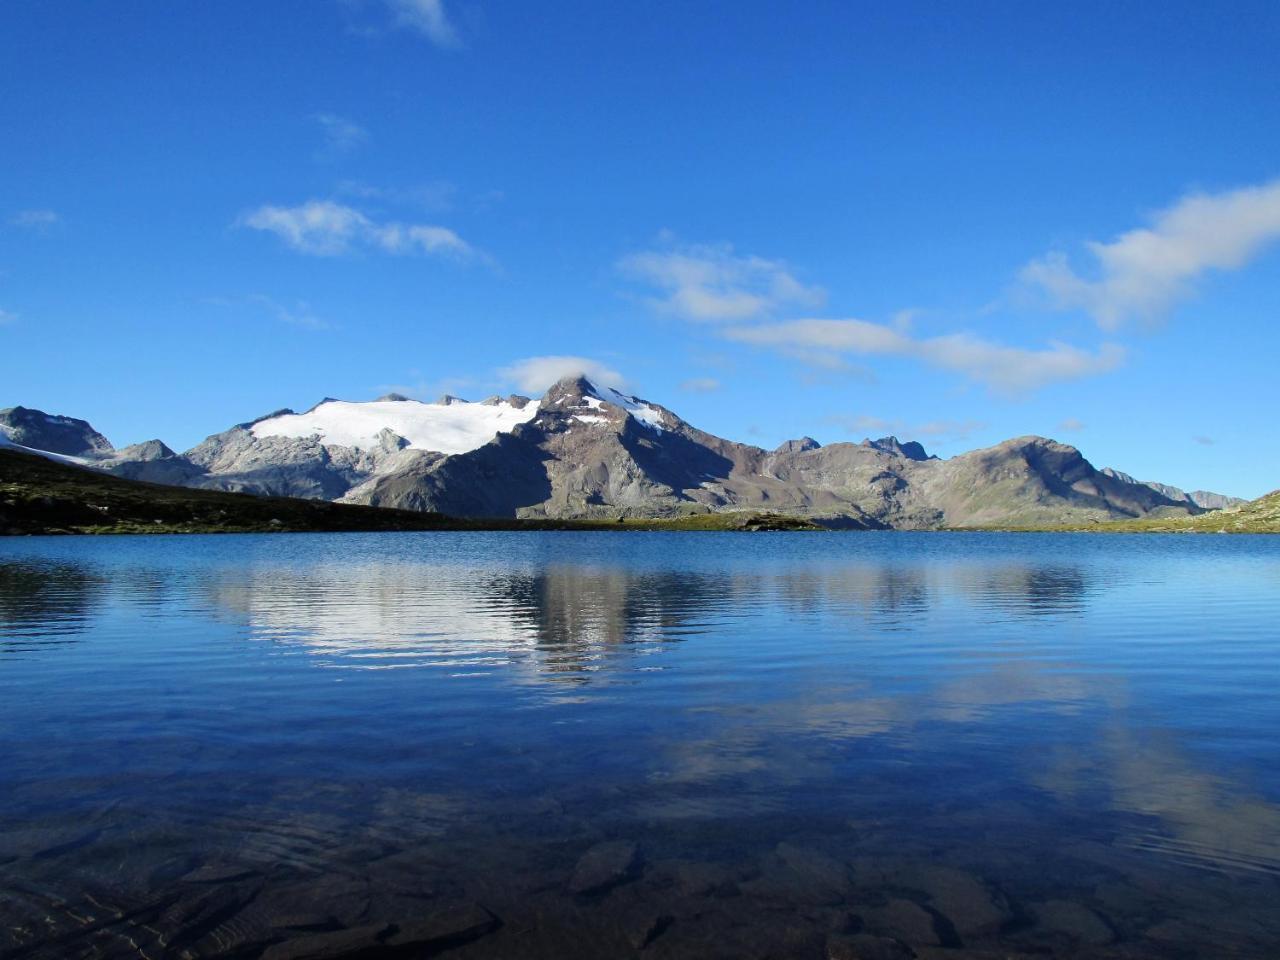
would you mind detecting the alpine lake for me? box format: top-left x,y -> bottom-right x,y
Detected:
2,530 -> 1279,959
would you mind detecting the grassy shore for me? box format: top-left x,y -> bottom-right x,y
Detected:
953,489 -> 1280,534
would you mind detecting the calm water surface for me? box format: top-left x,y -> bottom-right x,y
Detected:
1,532 -> 1279,958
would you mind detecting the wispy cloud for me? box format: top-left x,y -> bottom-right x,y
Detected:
240,199 -> 477,260
377,372 -> 477,401
829,414 -> 894,435
337,179 -> 459,213
1057,417 -> 1086,433
1193,435 -> 1216,446
825,413 -> 985,445
9,209 -> 59,230
385,0 -> 460,48
314,113 -> 369,159
679,377 -> 721,393
248,294 -> 333,331
727,318 -> 1125,393
500,356 -> 627,393
205,294 -> 334,331
0,308 -> 17,326
1021,177 -> 1280,328
619,242 -> 824,322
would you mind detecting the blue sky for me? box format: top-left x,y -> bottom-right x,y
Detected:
2,1 -> 1279,497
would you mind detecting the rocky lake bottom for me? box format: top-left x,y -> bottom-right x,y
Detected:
2,531 -> 1279,958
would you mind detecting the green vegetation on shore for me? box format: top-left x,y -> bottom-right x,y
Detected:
955,489 -> 1280,535
0,449 -> 819,535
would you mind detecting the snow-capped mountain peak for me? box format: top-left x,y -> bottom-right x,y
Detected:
541,375 -> 669,432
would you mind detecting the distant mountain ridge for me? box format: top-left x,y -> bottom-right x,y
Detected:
1098,467 -> 1245,512
0,380 -> 1244,528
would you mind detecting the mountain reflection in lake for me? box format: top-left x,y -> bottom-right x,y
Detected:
1,532 -> 1278,958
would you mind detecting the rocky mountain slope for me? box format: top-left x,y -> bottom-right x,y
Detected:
2,379 -> 1243,529
1098,467 -> 1245,511
0,447 -> 467,535
0,406 -> 114,457
0,448 -> 818,535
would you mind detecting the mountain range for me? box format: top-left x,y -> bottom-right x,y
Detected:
0,377 -> 1244,529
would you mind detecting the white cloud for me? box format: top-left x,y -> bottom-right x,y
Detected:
727,318 -> 1124,393
240,199 -> 476,260
732,318 -> 908,353
1193,435 -> 1215,446
0,308 -> 16,326
9,209 -> 59,229
385,0 -> 460,47
1058,417 -> 1086,433
315,113 -> 369,158
679,377 -> 721,393
499,356 -> 627,394
619,243 -> 824,322
1022,178 -> 1280,328
915,333 -> 1124,393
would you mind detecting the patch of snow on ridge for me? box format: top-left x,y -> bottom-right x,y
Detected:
0,426 -> 95,466
588,382 -> 667,431
251,397 -> 539,455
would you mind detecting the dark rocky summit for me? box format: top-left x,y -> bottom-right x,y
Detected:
775,436 -> 822,454
863,436 -> 933,461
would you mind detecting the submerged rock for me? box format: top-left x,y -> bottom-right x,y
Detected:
889,864 -> 1012,939
179,860 -> 262,884
775,843 -> 853,890
671,859 -> 741,898
256,875 -> 373,931
828,932 -> 918,960
385,900 -> 500,950
160,879 -> 266,954
569,839 -> 642,895
741,843 -> 853,906
261,922 -> 391,960
0,825 -> 101,862
625,911 -> 673,950
861,899 -> 944,947
1032,899 -> 1115,945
